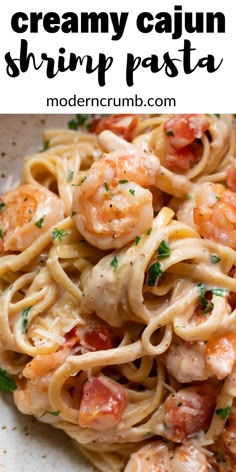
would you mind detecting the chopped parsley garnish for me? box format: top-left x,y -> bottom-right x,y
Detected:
177,402 -> 182,407
68,114 -> 90,130
197,283 -> 213,314
71,211 -> 77,217
119,179 -> 129,184
216,406 -> 231,420
0,228 -> 3,239
40,410 -> 60,418
66,169 -> 74,182
211,287 -> 228,297
148,262 -> 163,287
104,181 -> 110,192
146,228 -> 152,235
72,176 -> 87,186
166,129 -> 174,136
215,452 -> 226,463
210,255 -> 221,264
110,256 -> 119,271
157,240 -> 171,259
0,202 -> 6,213
52,228 -> 68,241
186,194 -> 192,200
22,306 -> 32,333
40,140 -> 50,152
215,195 -> 221,200
214,114 -> 221,119
35,217 -> 44,229
0,369 -> 17,393
129,189 -> 135,196
135,236 -> 141,246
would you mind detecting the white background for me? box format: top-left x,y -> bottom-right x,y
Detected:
0,0 -> 235,113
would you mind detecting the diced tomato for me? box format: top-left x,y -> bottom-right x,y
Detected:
164,114 -> 210,150
78,375 -> 128,431
63,325 -> 113,352
165,145 -> 197,172
90,114 -> 139,141
78,326 -> 113,351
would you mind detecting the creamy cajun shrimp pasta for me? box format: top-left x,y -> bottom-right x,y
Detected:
1,114 -> 236,471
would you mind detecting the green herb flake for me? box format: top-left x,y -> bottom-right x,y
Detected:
157,240 -> 171,259
215,452 -> 226,464
210,255 -> 221,264
202,303 -> 214,315
66,169 -> 74,182
72,176 -> 87,186
110,256 -> 119,271
166,129 -> 174,136
0,202 -> 6,213
146,228 -> 152,235
40,410 -> 60,418
177,402 -> 182,407
40,140 -> 50,153
186,194 -> 192,200
104,181 -> 110,192
0,228 -> 3,239
197,283 -> 213,314
71,211 -> 77,217
119,179 -> 129,184
22,306 -> 32,333
52,228 -> 68,241
148,262 -> 163,287
68,114 -> 90,130
214,114 -> 221,119
68,120 -> 78,130
216,406 -> 231,420
0,369 -> 17,393
135,236 -> 141,246
35,217 -> 44,229
129,189 -> 135,196
215,195 -> 221,200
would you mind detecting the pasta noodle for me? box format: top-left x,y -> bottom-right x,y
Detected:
1,113 -> 236,471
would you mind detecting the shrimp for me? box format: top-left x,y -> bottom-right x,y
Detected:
193,182 -> 236,249
205,331 -> 236,380
23,324 -> 114,379
124,441 -> 208,472
162,385 -> 217,442
14,379 -> 51,416
164,339 -> 210,383
72,149 -> 160,249
0,184 -> 64,253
